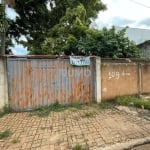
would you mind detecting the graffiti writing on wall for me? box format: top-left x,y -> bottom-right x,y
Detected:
108,70 -> 131,80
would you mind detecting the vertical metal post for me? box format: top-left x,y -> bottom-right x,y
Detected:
0,0 -> 5,55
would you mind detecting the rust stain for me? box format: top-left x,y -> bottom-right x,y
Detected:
7,58 -> 93,111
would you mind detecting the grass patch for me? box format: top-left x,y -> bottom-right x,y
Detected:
82,112 -> 95,118
32,102 -> 84,117
0,130 -> 13,139
33,102 -> 65,117
0,105 -> 12,118
11,138 -> 19,144
40,126 -> 53,130
72,144 -> 89,150
116,95 -> 150,110
69,102 -> 83,110
99,102 -> 114,109
31,101 -> 116,117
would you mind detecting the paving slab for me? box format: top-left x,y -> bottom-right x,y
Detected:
0,106 -> 150,150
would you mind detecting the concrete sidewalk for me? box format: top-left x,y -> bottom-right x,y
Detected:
0,106 -> 150,150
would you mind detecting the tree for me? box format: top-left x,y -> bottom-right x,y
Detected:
0,0 -> 15,55
40,3 -> 89,55
6,0 -> 140,58
7,0 -> 106,54
76,27 -> 140,58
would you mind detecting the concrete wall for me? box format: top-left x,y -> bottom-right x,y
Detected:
0,57 -> 8,110
141,64 -> 150,93
101,63 -> 139,101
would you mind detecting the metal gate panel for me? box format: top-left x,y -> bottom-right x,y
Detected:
7,57 -> 93,111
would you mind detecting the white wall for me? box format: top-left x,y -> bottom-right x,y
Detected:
116,27 -> 150,44
0,58 -> 8,110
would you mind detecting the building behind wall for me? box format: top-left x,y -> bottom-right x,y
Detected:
116,27 -> 150,58
138,40 -> 150,58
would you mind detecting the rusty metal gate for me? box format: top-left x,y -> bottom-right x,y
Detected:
7,57 -> 94,111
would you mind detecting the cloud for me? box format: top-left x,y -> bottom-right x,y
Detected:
94,16 -> 135,29
138,18 -> 150,26
95,0 -> 150,30
110,17 -> 135,26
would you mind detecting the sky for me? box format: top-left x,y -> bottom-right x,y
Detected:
6,0 -> 150,55
95,0 -> 150,29
6,6 -> 29,55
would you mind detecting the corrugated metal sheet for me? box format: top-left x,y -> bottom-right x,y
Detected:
7,57 -> 93,111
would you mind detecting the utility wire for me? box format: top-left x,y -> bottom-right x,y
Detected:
130,0 -> 150,8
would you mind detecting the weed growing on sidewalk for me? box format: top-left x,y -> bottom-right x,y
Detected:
99,102 -> 114,109
31,102 -> 84,117
72,143 -> 89,150
0,130 -> 12,139
0,105 -> 12,118
11,138 -> 19,144
116,95 -> 150,110
30,101 -> 116,117
82,111 -> 96,118
32,102 -> 64,117
69,102 -> 83,110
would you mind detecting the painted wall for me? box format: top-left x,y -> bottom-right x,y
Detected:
141,64 -> 150,93
0,58 -> 8,110
101,63 -> 139,100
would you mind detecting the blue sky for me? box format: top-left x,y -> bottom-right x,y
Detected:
6,0 -> 150,55
6,6 -> 28,55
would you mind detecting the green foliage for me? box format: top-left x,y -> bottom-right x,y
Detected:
76,27 -> 140,58
40,25 -> 140,57
41,3 -> 89,55
82,111 -> 95,118
0,130 -> 12,139
5,0 -> 140,57
99,101 -> 114,109
116,95 -> 150,110
116,95 -> 134,105
7,0 -> 106,53
69,102 -> 83,109
32,102 -> 84,117
3,104 -> 12,113
11,138 -> 19,144
0,4 -> 6,32
0,104 -> 12,118
72,144 -> 89,150
33,102 -> 65,117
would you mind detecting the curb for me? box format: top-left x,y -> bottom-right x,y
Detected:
98,136 -> 150,150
